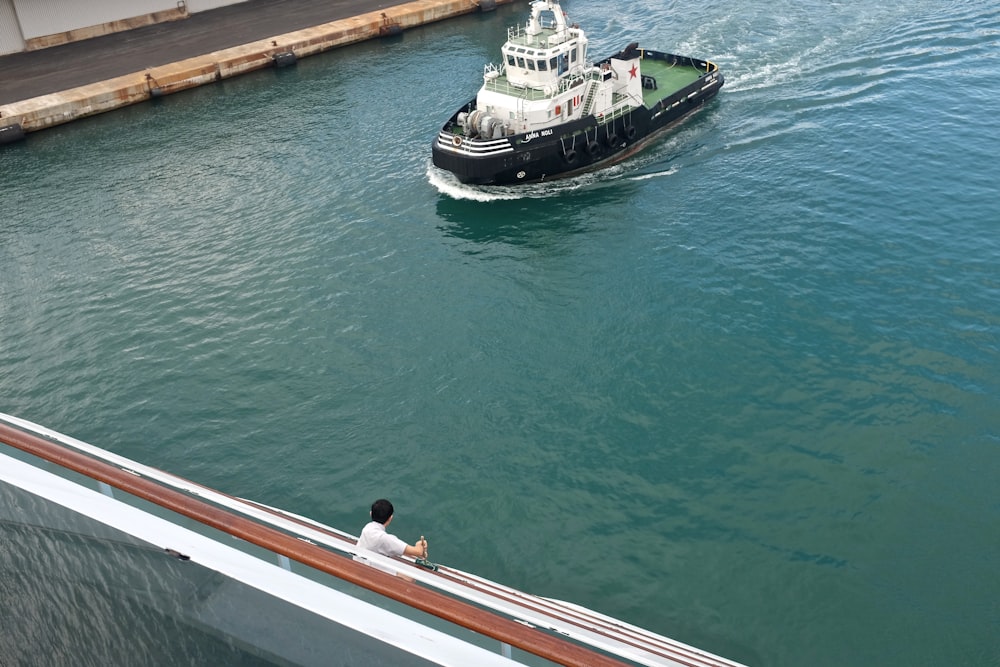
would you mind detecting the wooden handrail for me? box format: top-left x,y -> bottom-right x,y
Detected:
245,499 -> 731,667
0,421 -> 628,667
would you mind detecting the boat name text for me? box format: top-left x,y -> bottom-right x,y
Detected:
520,129 -> 553,143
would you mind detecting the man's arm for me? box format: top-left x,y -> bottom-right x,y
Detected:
402,537 -> 427,558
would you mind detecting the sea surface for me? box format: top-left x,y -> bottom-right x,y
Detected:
2,0 -> 999,665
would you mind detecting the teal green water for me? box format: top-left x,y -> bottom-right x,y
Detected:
2,1 -> 999,665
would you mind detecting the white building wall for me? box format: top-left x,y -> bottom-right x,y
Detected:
12,0 -> 175,40
185,0 -> 248,12
0,0 -> 25,55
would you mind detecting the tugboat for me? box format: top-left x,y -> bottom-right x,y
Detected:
432,0 -> 723,185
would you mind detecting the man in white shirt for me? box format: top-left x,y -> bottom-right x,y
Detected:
356,498 -> 427,560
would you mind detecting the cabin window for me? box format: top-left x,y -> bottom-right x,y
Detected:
557,53 -> 568,75
538,59 -> 547,71
571,49 -> 578,63
517,57 -> 526,68
527,59 -> 536,71
550,56 -> 558,71
507,54 -> 516,66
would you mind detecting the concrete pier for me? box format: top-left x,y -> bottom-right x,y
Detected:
0,0 -> 511,140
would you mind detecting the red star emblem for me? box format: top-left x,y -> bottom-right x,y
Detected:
629,63 -> 638,79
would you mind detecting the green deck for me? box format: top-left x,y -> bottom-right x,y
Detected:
638,58 -> 704,107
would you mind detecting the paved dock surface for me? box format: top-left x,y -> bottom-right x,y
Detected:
0,0 -> 409,106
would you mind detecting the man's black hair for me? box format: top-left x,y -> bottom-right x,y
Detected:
371,498 -> 394,524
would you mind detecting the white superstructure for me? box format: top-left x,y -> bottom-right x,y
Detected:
457,0 -> 643,140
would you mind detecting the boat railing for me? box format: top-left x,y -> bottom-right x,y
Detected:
0,413 -> 747,667
483,71 -> 553,101
507,22 -> 561,49
481,65 -> 607,102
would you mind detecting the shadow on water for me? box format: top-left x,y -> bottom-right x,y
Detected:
432,172 -> 645,247
427,133 -> 702,247
435,196 -> 586,246
425,104 -> 722,248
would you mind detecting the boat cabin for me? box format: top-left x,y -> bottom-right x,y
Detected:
502,0 -> 587,90
466,0 -> 647,139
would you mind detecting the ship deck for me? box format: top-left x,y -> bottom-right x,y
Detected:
0,412 -> 747,667
638,58 -> 705,107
